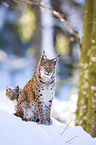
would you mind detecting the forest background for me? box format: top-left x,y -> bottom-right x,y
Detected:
0,0 -> 96,138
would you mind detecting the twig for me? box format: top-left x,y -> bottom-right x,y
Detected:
60,119 -> 72,135
65,135 -> 79,143
11,0 -> 81,49
2,2 -> 9,7
12,0 -> 39,5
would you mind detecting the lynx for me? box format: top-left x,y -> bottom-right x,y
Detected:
6,51 -> 60,125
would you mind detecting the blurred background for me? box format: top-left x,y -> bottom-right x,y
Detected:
0,0 -> 84,126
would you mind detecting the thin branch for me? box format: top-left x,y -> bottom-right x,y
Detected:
12,0 -> 81,49
65,135 -> 79,143
12,0 -> 39,5
2,2 -> 9,7
60,119 -> 72,135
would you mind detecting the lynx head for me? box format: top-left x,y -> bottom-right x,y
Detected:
38,51 -> 60,78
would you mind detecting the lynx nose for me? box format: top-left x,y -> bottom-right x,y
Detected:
47,68 -> 52,73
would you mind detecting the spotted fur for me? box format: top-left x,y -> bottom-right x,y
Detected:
6,51 -> 59,125
6,85 -> 22,101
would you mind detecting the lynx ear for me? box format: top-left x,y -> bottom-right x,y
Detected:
52,55 -> 60,64
15,85 -> 19,92
41,51 -> 47,61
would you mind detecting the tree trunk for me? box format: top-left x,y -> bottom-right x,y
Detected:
75,0 -> 93,129
86,0 -> 96,137
41,0 -> 56,58
32,5 -> 41,66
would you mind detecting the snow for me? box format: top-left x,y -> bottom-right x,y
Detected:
90,57 -> 96,62
83,63 -> 88,69
0,89 -> 77,126
91,86 -> 96,90
84,69 -> 89,79
92,39 -> 96,43
52,96 -> 77,126
82,82 -> 88,89
0,111 -> 96,145
0,91 -> 96,145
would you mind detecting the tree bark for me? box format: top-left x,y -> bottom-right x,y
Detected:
75,0 -> 93,129
32,5 -> 41,66
86,0 -> 96,137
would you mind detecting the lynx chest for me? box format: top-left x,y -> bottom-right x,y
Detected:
39,83 -> 55,106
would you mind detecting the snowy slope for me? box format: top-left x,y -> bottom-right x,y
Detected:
0,111 -> 96,145
0,91 -> 96,145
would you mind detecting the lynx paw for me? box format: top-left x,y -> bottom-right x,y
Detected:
46,119 -> 52,125
39,119 -> 52,125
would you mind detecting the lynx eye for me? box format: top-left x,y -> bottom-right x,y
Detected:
44,64 -> 48,68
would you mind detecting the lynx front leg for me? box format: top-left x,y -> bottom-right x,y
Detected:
38,105 -> 52,125
35,98 -> 46,124
46,102 -> 52,125
39,107 -> 46,124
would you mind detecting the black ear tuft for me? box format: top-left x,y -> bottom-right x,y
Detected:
52,55 -> 60,64
43,50 -> 45,54
41,51 -> 47,61
15,85 -> 19,92
57,55 -> 61,58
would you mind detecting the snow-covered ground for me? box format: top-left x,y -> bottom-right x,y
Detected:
0,110 -> 96,145
0,91 -> 96,145
52,95 -> 77,126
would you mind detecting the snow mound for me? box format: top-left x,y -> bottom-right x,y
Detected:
0,110 -> 95,145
